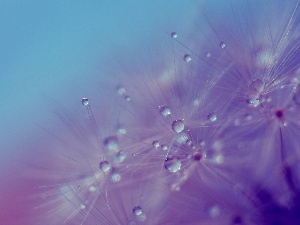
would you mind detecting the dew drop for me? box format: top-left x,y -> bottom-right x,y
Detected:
104,136 -> 119,151
152,140 -> 160,148
208,113 -> 217,122
99,160 -> 111,172
171,32 -> 178,39
80,204 -> 86,210
89,186 -> 96,192
124,95 -> 131,101
164,156 -> 181,172
133,206 -> 143,216
117,86 -> 126,95
161,144 -> 168,151
111,172 -> 121,182
172,120 -> 185,133
115,151 -> 126,163
159,105 -> 171,117
205,52 -> 211,58
248,98 -> 260,107
219,42 -> 226,49
184,54 -> 192,62
82,98 -> 89,106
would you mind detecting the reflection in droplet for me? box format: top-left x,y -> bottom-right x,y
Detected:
164,156 -> 181,172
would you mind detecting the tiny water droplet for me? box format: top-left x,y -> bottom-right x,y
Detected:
104,136 -> 119,151
171,32 -> 178,39
219,42 -> 226,49
193,151 -> 202,161
161,144 -> 168,151
80,204 -> 86,210
248,98 -> 260,107
152,140 -> 160,148
184,54 -> 192,62
111,172 -> 121,182
115,151 -> 126,163
208,113 -> 217,122
164,156 -> 181,172
133,206 -> 143,216
172,120 -> 185,133
89,186 -> 96,192
205,52 -> 211,58
159,105 -> 171,117
117,86 -> 126,95
124,95 -> 131,101
82,98 -> 89,106
99,160 -> 111,172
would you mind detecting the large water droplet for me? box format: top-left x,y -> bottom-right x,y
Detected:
208,113 -> 217,122
172,120 -> 185,133
164,156 -> 181,172
104,136 -> 119,151
171,32 -> 178,39
159,105 -> 171,117
133,206 -> 143,216
99,160 -> 111,172
219,42 -> 226,49
82,98 -> 89,106
184,54 -> 192,62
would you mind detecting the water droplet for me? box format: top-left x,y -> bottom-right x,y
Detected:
171,32 -> 178,39
164,156 -> 181,172
248,98 -> 260,107
208,113 -> 217,122
152,140 -> 160,148
219,42 -> 226,49
99,160 -> 111,172
161,144 -> 168,151
184,54 -> 192,62
159,105 -> 171,117
205,52 -> 211,58
111,172 -> 121,182
117,127 -> 127,135
104,136 -> 119,151
82,98 -> 89,106
117,86 -> 126,95
124,95 -> 131,101
172,120 -> 185,133
186,140 -> 193,146
80,204 -> 86,209
89,186 -> 96,192
115,151 -> 126,163
133,206 -> 143,216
